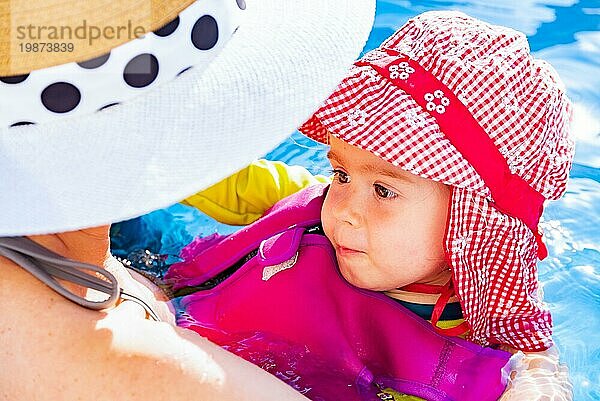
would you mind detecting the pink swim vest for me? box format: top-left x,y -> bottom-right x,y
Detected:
165,184 -> 510,401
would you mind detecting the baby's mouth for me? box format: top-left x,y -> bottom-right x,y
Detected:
335,245 -> 366,256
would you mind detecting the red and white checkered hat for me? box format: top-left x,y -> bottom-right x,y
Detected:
299,11 -> 574,351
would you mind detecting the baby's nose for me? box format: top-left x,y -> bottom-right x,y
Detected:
331,188 -> 365,227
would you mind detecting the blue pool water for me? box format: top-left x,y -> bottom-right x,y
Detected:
111,2 -> 600,400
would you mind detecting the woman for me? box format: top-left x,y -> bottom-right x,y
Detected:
0,0 -> 375,398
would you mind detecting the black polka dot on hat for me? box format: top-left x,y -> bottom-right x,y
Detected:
0,73 -> 29,84
41,82 -> 81,113
191,15 -> 219,50
77,52 -> 111,69
123,53 -> 159,88
236,0 -> 246,10
98,102 -> 120,111
154,16 -> 180,37
9,121 -> 35,127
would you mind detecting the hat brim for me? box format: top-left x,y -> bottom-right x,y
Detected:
0,0 -> 375,236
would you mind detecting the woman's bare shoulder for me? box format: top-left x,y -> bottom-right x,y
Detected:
0,258 -> 307,401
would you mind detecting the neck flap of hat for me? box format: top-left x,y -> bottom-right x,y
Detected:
1,0 -> 244,127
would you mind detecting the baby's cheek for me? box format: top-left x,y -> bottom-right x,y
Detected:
337,253 -> 393,290
320,204 -> 335,238
321,218 -> 334,243
337,261 -> 375,290
320,193 -> 330,215
337,263 -> 356,284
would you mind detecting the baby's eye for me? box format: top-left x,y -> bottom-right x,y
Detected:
331,169 -> 350,184
374,183 -> 398,199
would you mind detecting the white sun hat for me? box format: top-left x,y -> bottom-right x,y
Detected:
0,0 -> 375,236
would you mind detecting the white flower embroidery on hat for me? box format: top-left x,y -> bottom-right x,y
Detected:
505,157 -> 522,175
347,108 -> 367,126
451,234 -> 469,255
365,70 -> 380,83
551,152 -> 570,166
404,108 -> 428,128
354,66 -> 379,83
404,159 -> 417,172
508,154 -> 527,174
501,93 -> 519,112
394,42 -> 412,55
461,29 -> 491,48
361,49 -> 387,62
407,40 -> 425,59
517,238 -> 535,281
424,90 -> 450,114
545,136 -> 572,166
467,54 -> 496,74
388,61 -> 415,80
495,213 -> 506,224
445,43 -> 462,58
456,89 -> 468,105
500,144 -> 528,174
544,141 -> 559,165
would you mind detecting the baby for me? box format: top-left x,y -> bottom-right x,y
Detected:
181,11 -> 574,399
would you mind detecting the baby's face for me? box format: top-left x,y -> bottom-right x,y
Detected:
322,135 -> 450,291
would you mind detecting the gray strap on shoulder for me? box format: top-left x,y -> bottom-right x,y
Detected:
0,236 -> 160,321
0,236 -> 119,309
